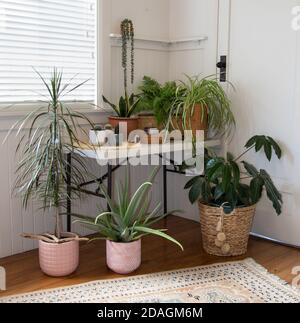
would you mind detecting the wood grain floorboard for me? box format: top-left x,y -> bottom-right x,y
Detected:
0,216 -> 300,297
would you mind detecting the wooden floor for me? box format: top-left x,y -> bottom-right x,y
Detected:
0,216 -> 300,298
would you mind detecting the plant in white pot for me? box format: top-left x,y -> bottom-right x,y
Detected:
5,69 -> 93,277
185,135 -> 283,257
75,167 -> 183,274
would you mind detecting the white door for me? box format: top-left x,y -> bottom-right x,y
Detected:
219,0 -> 300,246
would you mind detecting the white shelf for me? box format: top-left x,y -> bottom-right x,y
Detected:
109,33 -> 208,45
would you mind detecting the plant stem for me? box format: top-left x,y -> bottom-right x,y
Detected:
55,207 -> 62,239
234,145 -> 255,162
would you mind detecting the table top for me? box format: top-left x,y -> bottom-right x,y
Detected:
73,140 -> 221,162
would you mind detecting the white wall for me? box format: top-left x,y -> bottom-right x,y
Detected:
227,0 -> 300,246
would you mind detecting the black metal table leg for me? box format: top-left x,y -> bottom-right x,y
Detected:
107,163 -> 113,211
66,152 -> 72,232
163,165 -> 167,214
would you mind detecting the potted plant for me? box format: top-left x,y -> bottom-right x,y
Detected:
6,69 -> 93,277
136,76 -> 178,130
102,19 -> 140,137
184,135 -> 283,256
75,167 -> 183,274
170,75 -> 235,138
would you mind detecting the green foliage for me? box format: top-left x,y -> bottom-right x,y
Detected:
102,93 -> 140,118
74,167 -> 183,250
6,68 -> 94,238
171,75 -> 235,137
136,76 -> 178,126
185,135 -> 283,215
121,19 -> 134,91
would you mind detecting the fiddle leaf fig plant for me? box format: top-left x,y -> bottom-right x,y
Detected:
185,135 -> 283,214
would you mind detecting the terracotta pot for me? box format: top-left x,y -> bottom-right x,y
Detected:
172,104 -> 208,138
39,240 -> 79,277
106,240 -> 141,275
108,116 -> 139,139
138,115 -> 160,130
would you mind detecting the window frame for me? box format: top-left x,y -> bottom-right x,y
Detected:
0,0 -> 103,115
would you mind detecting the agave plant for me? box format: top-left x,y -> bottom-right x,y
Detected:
171,75 -> 235,137
6,68 -> 94,242
74,167 -> 183,250
185,135 -> 283,214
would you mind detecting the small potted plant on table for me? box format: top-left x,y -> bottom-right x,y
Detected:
75,167 -> 183,274
185,135 -> 283,256
171,75 -> 235,138
103,19 -> 140,137
136,76 -> 178,131
6,69 -> 92,277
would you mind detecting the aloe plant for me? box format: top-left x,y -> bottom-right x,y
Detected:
185,135 -> 283,214
74,167 -> 183,250
6,68 -> 94,242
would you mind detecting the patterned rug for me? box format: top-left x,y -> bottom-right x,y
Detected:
1,259 -> 299,303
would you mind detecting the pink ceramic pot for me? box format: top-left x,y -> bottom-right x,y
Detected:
39,240 -> 79,277
106,240 -> 141,275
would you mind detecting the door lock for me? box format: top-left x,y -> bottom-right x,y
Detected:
217,56 -> 227,82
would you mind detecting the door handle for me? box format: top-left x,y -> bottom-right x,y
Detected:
216,56 -> 227,82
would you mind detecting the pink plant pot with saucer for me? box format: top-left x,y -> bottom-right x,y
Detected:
39,240 -> 79,277
106,240 -> 141,275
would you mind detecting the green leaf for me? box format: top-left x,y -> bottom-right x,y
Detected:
260,170 -> 283,215
250,177 -> 264,204
188,178 -> 204,204
135,226 -> 184,251
242,161 -> 259,177
230,161 -> 240,186
264,141 -> 272,161
267,137 -> 282,159
184,176 -> 202,190
214,185 -> 224,200
245,136 -> 258,149
222,164 -> 232,192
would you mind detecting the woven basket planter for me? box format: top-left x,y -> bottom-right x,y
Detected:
199,202 -> 256,257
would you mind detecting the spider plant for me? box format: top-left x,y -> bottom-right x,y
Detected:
5,68 -> 94,242
74,167 -> 184,250
171,75 -> 235,137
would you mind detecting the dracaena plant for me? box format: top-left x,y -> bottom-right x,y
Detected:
6,68 -> 94,243
185,135 -> 283,214
74,167 -> 183,250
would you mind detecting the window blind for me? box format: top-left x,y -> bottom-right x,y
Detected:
0,0 -> 96,103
